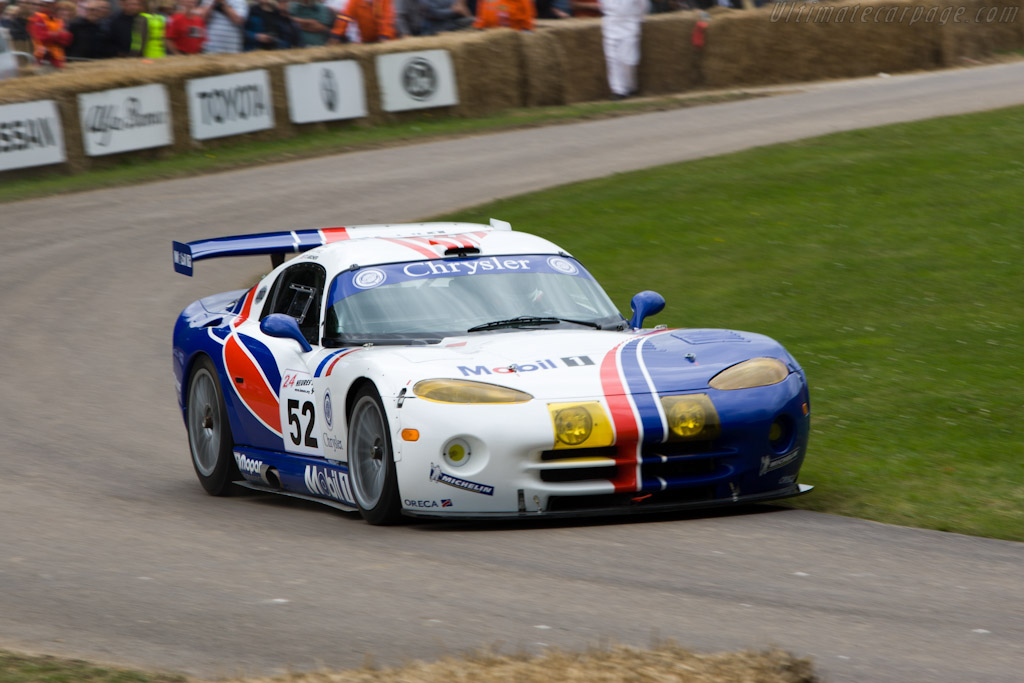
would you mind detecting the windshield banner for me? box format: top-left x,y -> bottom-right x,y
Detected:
329,255 -> 593,303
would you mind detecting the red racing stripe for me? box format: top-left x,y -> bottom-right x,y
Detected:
600,343 -> 640,493
382,237 -> 438,260
224,335 -> 281,433
320,227 -> 350,243
325,348 -> 361,377
233,287 -> 257,328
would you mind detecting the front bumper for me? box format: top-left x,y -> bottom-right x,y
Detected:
402,483 -> 813,519
392,373 -> 811,518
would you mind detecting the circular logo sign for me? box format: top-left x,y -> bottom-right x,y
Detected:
320,68 -> 338,113
547,257 -> 579,275
353,268 -> 387,289
323,390 -> 333,430
402,58 -> 438,101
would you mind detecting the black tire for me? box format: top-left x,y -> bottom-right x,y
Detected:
347,385 -> 402,525
186,355 -> 239,496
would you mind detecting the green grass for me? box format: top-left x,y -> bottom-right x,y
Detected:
0,651 -> 184,682
0,92 -> 761,205
440,105 -> 1024,541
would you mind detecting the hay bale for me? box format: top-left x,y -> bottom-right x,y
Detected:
449,29 -> 524,116
703,1 -> 945,87
520,29 -> 567,106
940,0 -> 1024,62
542,18 -> 608,103
702,9 -> 772,86
639,11 -> 700,94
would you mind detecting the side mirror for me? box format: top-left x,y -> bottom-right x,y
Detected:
628,290 -> 665,329
260,313 -> 312,352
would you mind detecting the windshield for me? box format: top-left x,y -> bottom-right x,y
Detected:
324,255 -> 624,344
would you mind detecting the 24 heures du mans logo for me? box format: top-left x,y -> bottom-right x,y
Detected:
401,57 -> 438,101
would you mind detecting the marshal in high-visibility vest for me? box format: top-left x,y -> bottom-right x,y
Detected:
131,12 -> 168,58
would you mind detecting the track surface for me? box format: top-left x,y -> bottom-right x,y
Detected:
2,63 -> 1023,682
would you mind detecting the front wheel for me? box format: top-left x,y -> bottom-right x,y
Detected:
347,385 -> 402,525
186,356 -> 239,496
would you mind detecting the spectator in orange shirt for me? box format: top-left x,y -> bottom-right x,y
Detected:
473,0 -> 533,30
334,0 -> 394,42
28,0 -> 72,67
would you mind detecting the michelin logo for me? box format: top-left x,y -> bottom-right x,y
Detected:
429,462 -> 494,496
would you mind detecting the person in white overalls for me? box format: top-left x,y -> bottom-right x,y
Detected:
600,0 -> 646,99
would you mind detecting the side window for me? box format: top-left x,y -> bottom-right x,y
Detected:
261,263 -> 326,346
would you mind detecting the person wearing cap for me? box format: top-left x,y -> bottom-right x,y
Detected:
28,0 -> 73,67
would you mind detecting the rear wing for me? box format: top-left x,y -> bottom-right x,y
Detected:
172,220 -> 512,276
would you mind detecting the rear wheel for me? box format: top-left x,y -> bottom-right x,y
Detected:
347,385 -> 402,525
186,356 -> 239,496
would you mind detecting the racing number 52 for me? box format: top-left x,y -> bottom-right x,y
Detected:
287,399 -> 318,448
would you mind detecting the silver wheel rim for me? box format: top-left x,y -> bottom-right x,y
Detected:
188,367 -> 221,477
349,395 -> 388,510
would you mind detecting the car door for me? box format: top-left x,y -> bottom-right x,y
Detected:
257,261 -> 327,459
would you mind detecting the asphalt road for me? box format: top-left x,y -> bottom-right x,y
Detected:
2,62 -> 1023,682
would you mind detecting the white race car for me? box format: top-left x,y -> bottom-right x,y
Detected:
172,220 -> 811,524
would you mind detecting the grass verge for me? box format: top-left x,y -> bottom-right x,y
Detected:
0,91 -> 765,206
0,650 -> 185,682
438,105 -> 1024,541
0,645 -> 817,683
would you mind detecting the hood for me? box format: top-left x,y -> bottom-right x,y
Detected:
373,328 -> 791,400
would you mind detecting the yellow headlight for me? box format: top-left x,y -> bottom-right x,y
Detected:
708,358 -> 789,391
554,406 -> 592,445
413,379 -> 533,404
661,394 -> 720,441
548,401 -> 614,449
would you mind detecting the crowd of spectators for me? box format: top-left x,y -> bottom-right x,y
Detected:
0,0 -> 757,103
0,0 -> 728,68
0,0 -> 561,67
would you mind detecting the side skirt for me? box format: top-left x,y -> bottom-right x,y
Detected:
232,446 -> 358,510
234,481 -> 358,513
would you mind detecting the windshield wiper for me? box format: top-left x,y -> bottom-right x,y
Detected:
467,316 -> 601,333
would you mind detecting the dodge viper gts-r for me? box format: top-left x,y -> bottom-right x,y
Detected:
172,220 -> 811,524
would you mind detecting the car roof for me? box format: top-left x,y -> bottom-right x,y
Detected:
288,223 -> 569,275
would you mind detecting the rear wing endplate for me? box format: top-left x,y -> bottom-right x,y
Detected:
172,220 -> 511,276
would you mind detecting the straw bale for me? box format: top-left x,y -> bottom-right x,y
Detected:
704,1 -> 945,87
940,0 -> 1024,62
448,29 -> 524,117
543,18 -> 608,103
639,12 -> 700,94
520,29 -> 567,106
